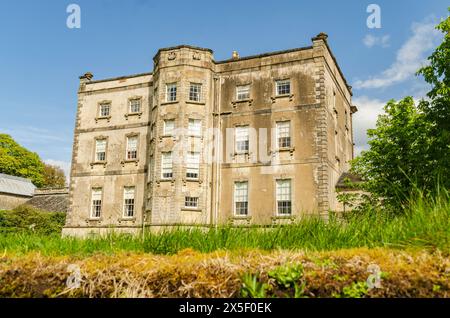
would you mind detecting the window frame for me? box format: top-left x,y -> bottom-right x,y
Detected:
189,83 -> 202,102
235,126 -> 250,154
236,85 -> 250,101
276,179 -> 292,216
166,83 -> 177,102
188,118 -> 202,137
276,121 -> 292,149
129,98 -> 141,114
125,135 -> 139,161
94,138 -> 107,162
98,102 -> 111,118
123,186 -> 136,218
163,119 -> 176,136
90,188 -> 103,219
233,181 -> 249,216
186,151 -> 200,180
161,152 -> 173,179
184,196 -> 199,209
275,79 -> 291,96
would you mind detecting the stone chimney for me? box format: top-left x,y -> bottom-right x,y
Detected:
232,51 -> 240,60
312,32 -> 328,42
79,72 -> 93,82
78,72 -> 93,92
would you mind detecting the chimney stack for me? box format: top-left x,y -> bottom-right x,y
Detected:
79,72 -> 93,81
312,32 -> 328,42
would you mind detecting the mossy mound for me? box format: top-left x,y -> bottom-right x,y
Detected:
1,248 -> 449,298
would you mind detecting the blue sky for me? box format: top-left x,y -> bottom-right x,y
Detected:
0,0 -> 448,178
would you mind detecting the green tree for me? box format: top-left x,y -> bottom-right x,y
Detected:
351,97 -> 433,207
352,11 -> 450,208
0,134 -> 45,187
416,11 -> 450,187
43,164 -> 66,188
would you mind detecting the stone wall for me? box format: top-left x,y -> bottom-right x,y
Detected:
0,193 -> 30,210
26,188 -> 69,213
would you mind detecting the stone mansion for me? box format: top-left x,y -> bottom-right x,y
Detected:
62,33 -> 357,237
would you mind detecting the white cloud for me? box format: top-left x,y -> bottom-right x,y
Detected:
44,159 -> 71,185
363,34 -> 390,48
352,96 -> 386,155
2,126 -> 68,144
354,18 -> 441,89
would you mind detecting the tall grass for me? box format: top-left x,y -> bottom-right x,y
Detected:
1,189 -> 449,256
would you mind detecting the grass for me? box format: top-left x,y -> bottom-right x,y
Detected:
0,190 -> 449,298
1,188 -> 449,256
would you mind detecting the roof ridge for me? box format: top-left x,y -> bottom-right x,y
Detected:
0,173 -> 33,183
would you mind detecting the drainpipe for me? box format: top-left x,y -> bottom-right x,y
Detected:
212,76 -> 221,228
215,88 -> 222,228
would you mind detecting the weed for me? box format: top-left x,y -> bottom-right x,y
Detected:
334,282 -> 369,298
268,264 -> 303,288
240,273 -> 270,298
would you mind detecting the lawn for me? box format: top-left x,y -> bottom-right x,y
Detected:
0,190 -> 449,297
1,189 -> 449,256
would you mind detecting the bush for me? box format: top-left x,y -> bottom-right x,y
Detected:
0,205 -> 65,235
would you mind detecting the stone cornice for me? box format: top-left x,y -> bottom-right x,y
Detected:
76,122 -> 150,134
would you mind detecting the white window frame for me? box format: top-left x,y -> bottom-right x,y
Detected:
126,136 -> 138,160
161,152 -> 173,179
163,119 -> 175,136
95,139 -> 107,162
184,196 -> 199,209
166,83 -> 177,102
189,83 -> 202,102
129,99 -> 141,114
276,121 -> 291,148
188,119 -> 202,136
90,188 -> 102,219
123,187 -> 135,218
236,85 -> 250,101
235,126 -> 249,153
234,181 -> 249,216
276,179 -> 292,216
276,79 -> 291,96
186,152 -> 200,179
99,103 -> 111,117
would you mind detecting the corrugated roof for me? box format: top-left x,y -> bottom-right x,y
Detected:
0,173 -> 36,197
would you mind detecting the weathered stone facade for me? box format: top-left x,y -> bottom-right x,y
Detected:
63,33 -> 357,237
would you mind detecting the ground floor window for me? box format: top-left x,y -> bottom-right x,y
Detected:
123,187 -> 135,218
234,181 -> 248,216
91,188 -> 102,218
185,196 -> 199,208
276,179 -> 292,215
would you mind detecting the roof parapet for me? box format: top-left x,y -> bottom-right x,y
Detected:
153,44 -> 213,63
